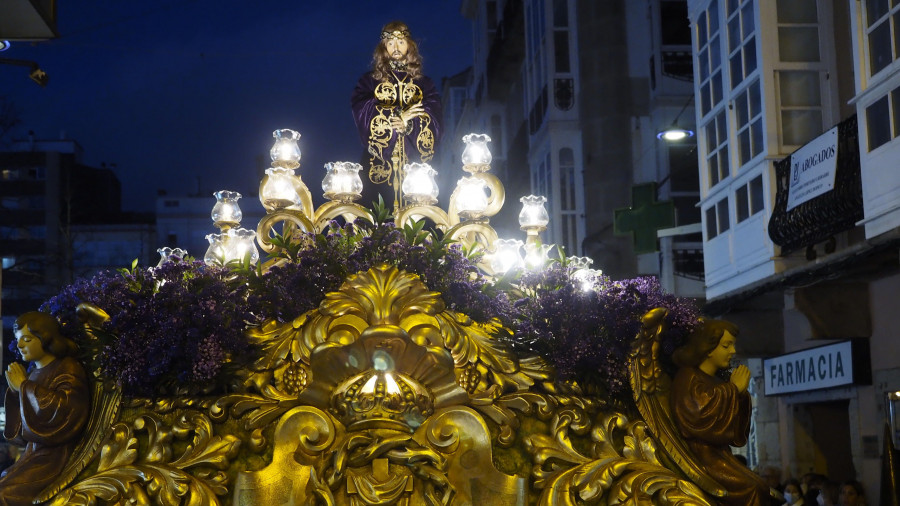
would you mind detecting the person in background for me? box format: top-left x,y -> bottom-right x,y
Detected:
837,480 -> 865,506
782,478 -> 805,505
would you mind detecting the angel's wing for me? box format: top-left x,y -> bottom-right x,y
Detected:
629,307 -> 727,498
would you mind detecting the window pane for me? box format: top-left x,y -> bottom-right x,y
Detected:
782,110 -> 823,146
869,22 -> 893,75
750,175 -> 764,214
661,1 -> 691,45
730,52 -> 743,87
706,206 -> 718,238
698,12 -> 708,45
866,95 -> 891,151
736,91 -> 749,126
709,0 -> 719,32
777,0 -> 818,23
894,12 -> 900,64
711,35 -> 721,69
744,37 -> 757,75
554,31 -> 570,72
708,153 -> 720,185
739,129 -> 752,164
778,27 -> 821,61
700,48 -> 710,79
892,88 -> 900,139
736,185 -> 749,222
717,199 -> 730,232
719,146 -> 730,178
867,0 -> 890,26
712,72 -> 723,104
727,0 -> 739,15
780,71 -> 821,106
553,0 -> 568,27
749,80 -> 762,116
741,3 -> 755,38
728,17 -> 741,51
717,112 -> 727,143
706,122 -> 719,151
751,119 -> 764,157
701,83 -> 712,115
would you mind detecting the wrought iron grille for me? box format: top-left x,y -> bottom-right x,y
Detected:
768,115 -> 863,255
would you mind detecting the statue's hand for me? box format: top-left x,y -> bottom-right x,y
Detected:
389,115 -> 406,132
400,103 -> 425,124
729,364 -> 751,393
5,362 -> 26,392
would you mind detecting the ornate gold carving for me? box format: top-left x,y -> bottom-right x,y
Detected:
48,412 -> 240,505
525,411 -> 712,505
39,268 -> 728,505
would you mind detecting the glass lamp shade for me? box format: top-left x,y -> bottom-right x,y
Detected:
211,190 -> 243,227
262,167 -> 301,210
270,129 -> 302,168
490,238 -> 524,274
519,195 -> 550,229
322,161 -> 363,201
524,243 -> 554,271
461,133 -> 492,166
567,256 -> 593,271
204,233 -> 226,266
572,267 -> 601,292
454,176 -> 489,218
156,247 -> 187,268
401,162 -> 439,204
226,228 -> 259,265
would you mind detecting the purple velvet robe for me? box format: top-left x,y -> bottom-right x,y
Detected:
0,356 -> 90,506
670,366 -> 770,506
351,71 -> 442,195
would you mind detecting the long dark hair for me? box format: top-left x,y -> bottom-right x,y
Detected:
372,21 -> 424,80
671,318 -> 739,368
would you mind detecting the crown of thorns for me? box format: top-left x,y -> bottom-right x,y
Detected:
381,29 -> 410,40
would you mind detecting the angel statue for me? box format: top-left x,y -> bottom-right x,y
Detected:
669,318 -> 772,505
1,311 -> 90,505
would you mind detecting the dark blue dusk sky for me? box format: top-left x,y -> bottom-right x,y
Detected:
1,0 -> 472,212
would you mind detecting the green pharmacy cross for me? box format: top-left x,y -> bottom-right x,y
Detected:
614,183 -> 675,254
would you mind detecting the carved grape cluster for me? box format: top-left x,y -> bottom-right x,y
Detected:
282,362 -> 309,395
457,363 -> 482,394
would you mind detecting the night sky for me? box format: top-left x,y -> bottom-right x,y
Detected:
1,0 -> 472,212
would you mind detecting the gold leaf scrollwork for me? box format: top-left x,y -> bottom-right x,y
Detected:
525,411 -> 712,505
49,412 -> 240,506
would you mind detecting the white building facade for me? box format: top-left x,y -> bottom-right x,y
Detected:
688,0 -> 900,498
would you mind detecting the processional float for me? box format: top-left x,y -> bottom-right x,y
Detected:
14,130 -> 738,505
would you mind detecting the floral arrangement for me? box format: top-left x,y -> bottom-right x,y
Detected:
32,210 -> 699,401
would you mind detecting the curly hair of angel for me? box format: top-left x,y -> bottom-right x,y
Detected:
671,318 -> 739,368
14,311 -> 78,358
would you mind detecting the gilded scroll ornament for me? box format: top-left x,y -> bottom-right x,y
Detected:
48,412 -> 240,505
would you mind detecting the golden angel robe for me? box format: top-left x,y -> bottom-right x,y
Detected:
670,366 -> 770,506
351,70 -> 441,206
0,356 -> 90,506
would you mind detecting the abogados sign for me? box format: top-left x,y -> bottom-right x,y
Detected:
763,340 -> 871,396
